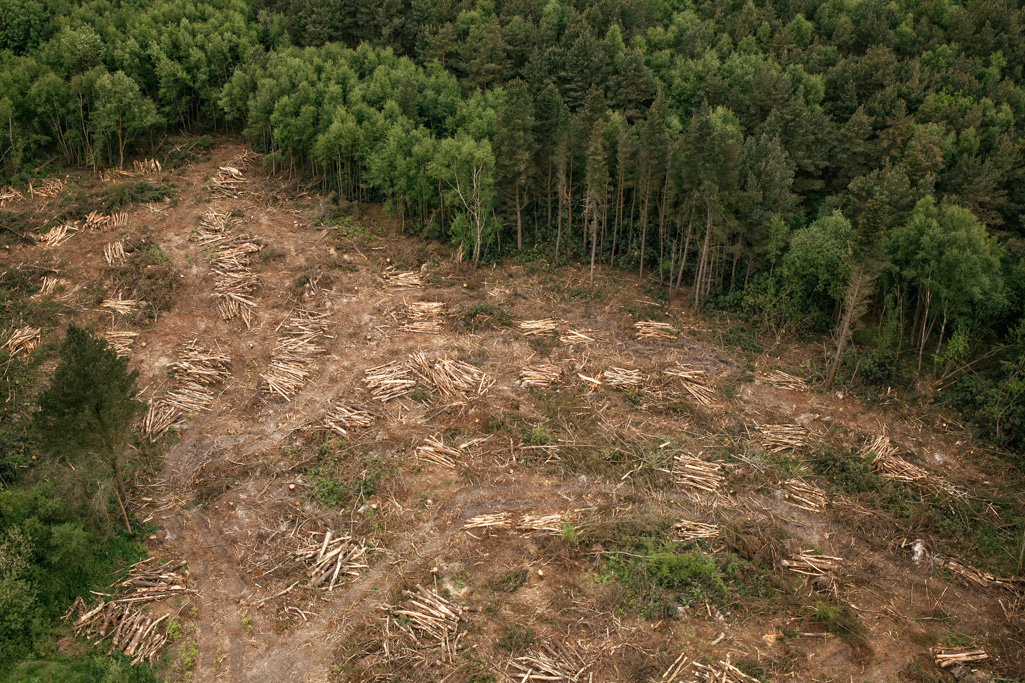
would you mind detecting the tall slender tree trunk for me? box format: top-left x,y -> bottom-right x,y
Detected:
515,183 -> 523,251
693,195 -> 713,309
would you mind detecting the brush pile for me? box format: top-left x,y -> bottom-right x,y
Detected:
193,210 -> 262,327
409,351 -> 493,396
758,424 -> 809,453
671,453 -> 724,494
141,401 -> 182,438
294,531 -> 369,591
4,326 -> 40,356
519,318 -> 560,336
160,340 -> 231,414
414,436 -> 461,468
662,654 -> 758,683
391,585 -> 462,645
64,557 -> 193,665
402,301 -> 445,334
261,309 -> 329,400
517,513 -> 567,535
102,293 -> 142,315
39,222 -> 76,248
383,267 -> 423,288
0,186 -> 23,207
133,158 -> 162,174
675,520 -> 720,541
212,165 -> 247,197
99,168 -> 134,183
664,365 -> 717,405
463,513 -> 513,531
104,331 -> 139,357
602,366 -> 645,387
229,148 -> 261,169
780,551 -> 842,577
931,647 -> 989,669
364,360 -> 417,401
104,239 -> 127,265
509,641 -> 589,681
519,364 -> 563,388
758,370 -> 808,391
29,177 -> 65,198
634,320 -> 678,340
783,479 -> 828,512
862,435 -> 927,482
559,329 -> 595,344
322,403 -> 374,436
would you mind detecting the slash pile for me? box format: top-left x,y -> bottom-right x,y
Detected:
674,519 -> 720,541
322,403 -> 374,436
862,435 -> 926,482
29,177 -> 65,198
103,331 -> 139,357
663,654 -> 758,683
212,165 -> 247,197
141,401 -> 182,439
783,479 -> 828,512
671,453 -> 724,494
104,239 -> 127,265
294,531 -> 369,590
664,364 -> 716,405
102,293 -> 142,315
163,340 -> 232,413
261,309 -> 329,400
463,513 -> 513,531
757,370 -> 808,390
559,329 -> 595,344
414,436 -> 462,468
758,424 -> 809,453
38,276 -> 60,296
40,222 -> 76,247
193,210 -> 262,327
633,320 -> 678,340
602,366 -> 646,387
364,360 -> 417,401
4,326 -> 40,356
519,364 -> 563,387
383,267 -> 424,288
519,318 -> 561,336
509,640 -> 589,681
0,186 -> 23,207
409,350 -> 493,396
781,551 -> 842,577
401,301 -> 445,334
87,211 -> 129,229
931,647 -> 989,669
517,513 -> 567,534
391,585 -> 462,645
133,158 -> 162,174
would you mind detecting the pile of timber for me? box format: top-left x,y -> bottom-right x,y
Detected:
862,435 -> 927,483
577,372 -> 603,389
322,403 -> 374,436
783,479 -> 828,512
409,350 -> 493,396
64,557 -> 194,665
931,647 -> 989,669
29,177 -> 65,198
392,585 -> 461,644
780,551 -> 842,577
519,364 -> 563,388
943,558 -> 1025,594
261,309 -> 329,400
4,326 -> 40,356
192,209 -> 261,326
104,239 -> 127,265
212,165 -> 247,197
414,436 -> 461,468
663,654 -> 758,683
517,513 -> 567,534
383,267 -> 423,288
104,331 -> 139,357
102,293 -> 142,315
38,276 -> 60,296
675,520 -> 720,541
671,453 -> 724,494
86,211 -> 129,230
758,370 -> 808,390
0,186 -> 23,207
294,531 -> 369,591
401,301 -> 445,334
602,367 -> 646,388
364,360 -> 416,401
559,329 -> 595,345
634,320 -> 678,340
519,318 -> 560,336
140,401 -> 182,439
99,168 -> 135,183
133,158 -> 162,174
157,340 -> 232,415
509,640 -> 589,682
758,424 -> 810,453
39,222 -> 76,248
463,513 -> 513,531
664,365 -> 717,405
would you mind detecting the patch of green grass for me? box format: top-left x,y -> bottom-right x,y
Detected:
523,425 -> 551,446
496,625 -> 534,654
100,181 -> 175,212
493,567 -> 528,593
178,637 -> 198,671
409,388 -> 432,403
455,302 -> 512,332
812,602 -> 871,656
309,454 -> 394,509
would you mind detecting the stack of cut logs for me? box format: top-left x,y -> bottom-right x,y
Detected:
163,340 -> 232,413
104,239 -> 127,265
602,366 -> 645,387
141,401 -> 182,439
463,512 -> 513,531
322,402 -> 374,436
102,293 -> 142,315
943,558 -> 1025,594
40,223 -> 75,248
415,436 -> 461,468
559,329 -> 595,344
409,350 -> 493,396
4,326 -> 40,356
29,177 -> 65,198
862,435 -> 927,482
294,531 -> 369,591
383,267 -> 423,288
519,318 -> 560,336
519,364 -> 563,387
510,641 -> 589,681
86,211 -> 129,229
392,585 -> 462,644
64,557 -> 193,665
0,186 -> 23,207
664,365 -> 716,405
228,148 -> 261,168
193,209 -> 262,327
38,276 -> 60,296
758,424 -> 809,453
783,479 -> 828,512
634,320 -> 678,340
517,513 -> 567,534
261,309 -> 328,400
758,369 -> 808,390
672,453 -> 724,494
402,301 -> 445,334
99,168 -> 134,183
364,360 -> 416,401
675,520 -> 720,541
780,551 -> 842,577
133,158 -> 162,174
931,647 -> 989,669
663,654 -> 759,683
104,331 -> 139,357
212,165 -> 247,197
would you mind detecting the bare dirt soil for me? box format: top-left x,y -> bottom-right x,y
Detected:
3,140 -> 1024,682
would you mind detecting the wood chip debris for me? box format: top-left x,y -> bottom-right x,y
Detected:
212,165 -> 247,197
783,479 -> 828,512
261,309 -> 329,400
662,654 -> 758,683
519,318 -> 560,336
102,293 -> 142,315
931,647 -> 989,669
671,453 -> 724,494
391,584 -> 461,643
758,370 -> 808,390
322,403 -> 374,436
634,320 -> 678,340
510,640 -> 589,681
780,551 -> 842,577
664,364 -> 716,405
193,210 -> 262,328
29,177 -> 65,198
758,424 -> 809,453
415,436 -> 461,468
364,360 -> 417,402
559,329 -> 595,344
383,267 -> 424,288
409,350 -> 493,396
675,520 -> 720,541
39,222 -> 76,247
602,366 -> 645,387
104,239 -> 127,264
520,364 -> 563,387
4,326 -> 40,356
295,531 -> 369,591
104,331 -> 139,357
